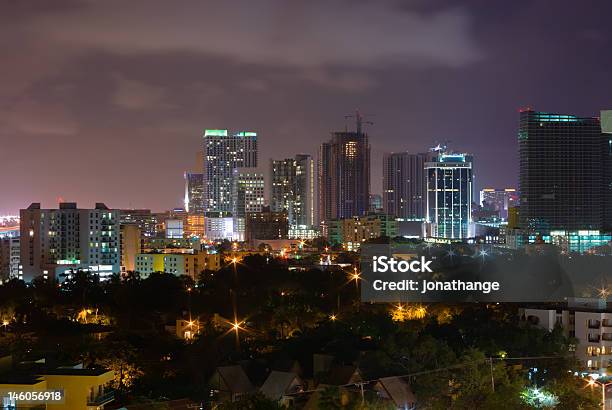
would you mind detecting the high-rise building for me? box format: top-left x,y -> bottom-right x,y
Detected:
0,236 -> 20,282
425,151 -> 474,239
369,194 -> 383,213
20,202 -> 120,281
318,114 -> 370,226
383,152 -> 429,220
202,129 -> 257,215
479,188 -> 519,221
270,154 -> 315,227
184,172 -> 204,214
231,169 -> 265,241
518,110 -> 603,231
233,170 -> 265,218
601,110 -> 612,231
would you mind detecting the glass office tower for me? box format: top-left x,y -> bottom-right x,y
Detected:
518,110 -> 603,231
425,152 -> 473,239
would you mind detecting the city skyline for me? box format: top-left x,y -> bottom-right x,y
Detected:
4,1 -> 612,214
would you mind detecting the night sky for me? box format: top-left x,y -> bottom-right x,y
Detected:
2,0 -> 612,214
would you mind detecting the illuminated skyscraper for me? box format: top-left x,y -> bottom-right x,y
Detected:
518,110 -> 603,230
202,129 -> 257,215
318,114 -> 370,225
184,172 -> 204,214
383,152 -> 429,220
425,151 -> 474,239
270,154 -> 315,227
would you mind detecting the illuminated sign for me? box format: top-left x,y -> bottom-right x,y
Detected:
204,129 -> 228,137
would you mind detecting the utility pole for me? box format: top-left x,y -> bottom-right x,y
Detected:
358,382 -> 365,404
489,357 -> 495,392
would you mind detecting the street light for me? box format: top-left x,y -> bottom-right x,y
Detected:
587,377 -> 612,410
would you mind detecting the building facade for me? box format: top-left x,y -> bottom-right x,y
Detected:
522,301 -> 612,376
327,214 -> 397,250
270,154 -> 315,227
120,209 -> 159,238
383,152 -> 429,220
519,110 -> 604,231
205,214 -> 236,241
233,170 -> 265,218
202,129 -> 257,215
0,236 -> 20,282
184,172 -> 204,214
120,224 -> 141,273
601,110 -> 612,231
318,116 -> 370,226
20,203 -> 120,281
135,251 -> 220,279
425,152 -> 474,240
245,206 -> 289,243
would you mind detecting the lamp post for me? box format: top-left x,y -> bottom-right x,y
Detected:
588,377 -> 612,410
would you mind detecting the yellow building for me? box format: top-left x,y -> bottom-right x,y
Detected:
134,253 -> 165,274
0,374 -> 47,409
507,206 -> 520,230
44,368 -> 115,410
164,253 -> 221,279
135,251 -> 220,279
120,224 -> 141,272
0,361 -> 115,410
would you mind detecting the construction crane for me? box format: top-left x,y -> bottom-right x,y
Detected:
344,109 -> 373,134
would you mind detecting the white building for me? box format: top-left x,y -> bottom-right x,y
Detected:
425,151 -> 474,240
0,236 -> 20,282
202,129 -> 257,215
521,299 -> 612,371
205,216 -> 238,241
20,203 -> 120,281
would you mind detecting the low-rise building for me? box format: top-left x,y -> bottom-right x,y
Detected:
0,356 -> 115,410
135,253 -> 165,274
135,251 -> 220,279
327,214 -> 397,250
506,230 -> 612,254
288,225 -> 320,240
245,206 -> 288,244
521,299 -> 612,372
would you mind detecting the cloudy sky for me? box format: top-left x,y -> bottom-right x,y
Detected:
2,0 -> 612,214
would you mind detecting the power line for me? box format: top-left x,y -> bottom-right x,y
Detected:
284,354 -> 570,397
